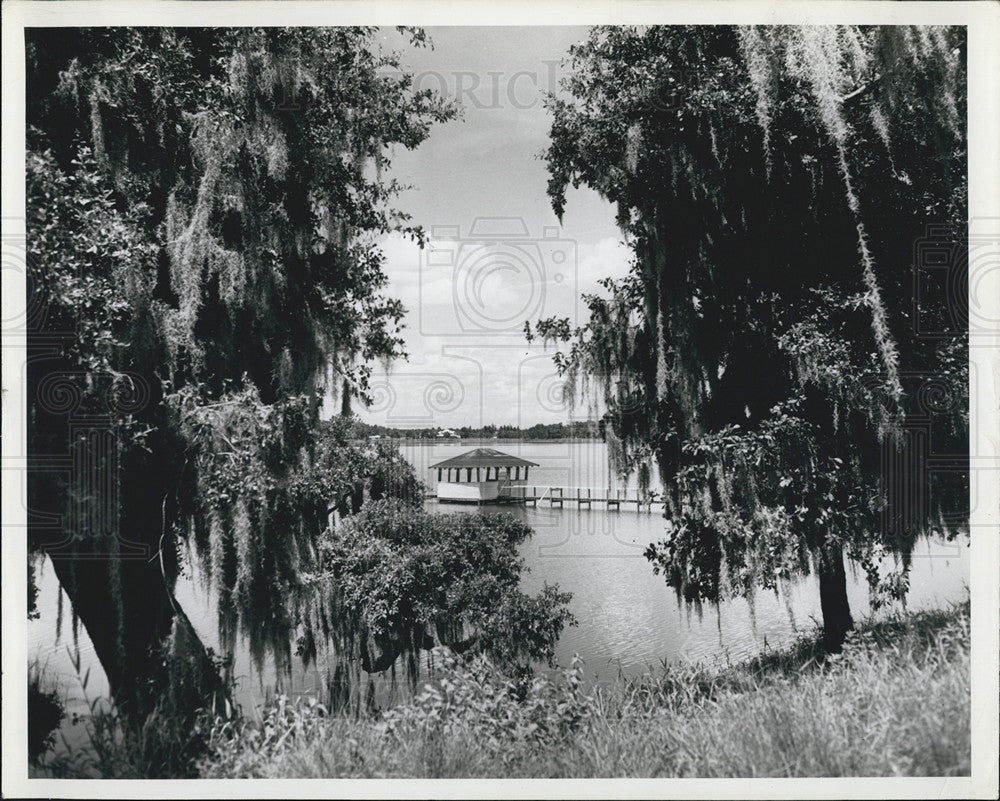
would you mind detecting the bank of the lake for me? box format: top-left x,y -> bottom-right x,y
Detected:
28,441 -> 969,761
197,601 -> 970,778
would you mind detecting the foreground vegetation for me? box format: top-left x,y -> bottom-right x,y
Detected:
195,602 -> 969,779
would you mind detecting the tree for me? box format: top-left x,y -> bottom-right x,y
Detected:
534,26 -> 967,649
305,499 -> 574,710
26,26 -> 456,730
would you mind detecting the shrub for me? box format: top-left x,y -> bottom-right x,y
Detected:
303,499 -> 575,693
199,602 -> 971,778
27,665 -> 65,765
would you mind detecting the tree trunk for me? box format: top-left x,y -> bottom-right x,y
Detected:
28,383 -> 227,722
46,548 -> 226,721
818,543 -> 854,652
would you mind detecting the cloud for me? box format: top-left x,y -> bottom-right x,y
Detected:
356,230 -> 630,426
340,27 -> 626,427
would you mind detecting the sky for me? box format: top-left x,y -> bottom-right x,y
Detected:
348,27 -> 633,430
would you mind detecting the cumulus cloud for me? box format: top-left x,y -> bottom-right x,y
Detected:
355,229 -> 630,427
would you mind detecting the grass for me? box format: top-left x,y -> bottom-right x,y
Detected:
31,646 -> 218,779
197,601 -> 971,778
28,662 -> 66,767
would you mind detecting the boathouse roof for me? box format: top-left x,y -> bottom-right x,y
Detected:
429,447 -> 538,470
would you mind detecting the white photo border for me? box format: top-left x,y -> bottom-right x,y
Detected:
3,2 -> 998,798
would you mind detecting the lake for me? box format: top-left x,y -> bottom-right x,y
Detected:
28,440 -> 969,749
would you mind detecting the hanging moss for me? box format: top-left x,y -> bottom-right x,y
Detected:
739,25 -> 963,421
27,27 -> 458,714
541,25 -> 967,623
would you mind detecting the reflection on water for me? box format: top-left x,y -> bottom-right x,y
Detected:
28,441 -> 970,748
427,498 -> 968,677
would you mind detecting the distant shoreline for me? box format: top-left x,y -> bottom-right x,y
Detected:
353,437 -> 605,446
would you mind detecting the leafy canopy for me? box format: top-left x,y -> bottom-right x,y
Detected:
27,27 -> 457,690
534,25 -> 967,614
305,499 -> 574,702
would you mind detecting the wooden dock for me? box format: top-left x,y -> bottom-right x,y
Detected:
497,485 -> 663,512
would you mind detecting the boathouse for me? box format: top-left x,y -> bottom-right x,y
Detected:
428,448 -> 538,504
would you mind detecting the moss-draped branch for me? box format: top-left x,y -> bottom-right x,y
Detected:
535,25 -> 967,624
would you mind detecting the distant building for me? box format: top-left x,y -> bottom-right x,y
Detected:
428,447 -> 538,504
436,428 -> 461,439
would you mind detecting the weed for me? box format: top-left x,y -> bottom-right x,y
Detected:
198,601 -> 971,778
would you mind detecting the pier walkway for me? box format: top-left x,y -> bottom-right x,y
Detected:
423,484 -> 664,512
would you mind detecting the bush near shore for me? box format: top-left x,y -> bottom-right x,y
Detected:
199,602 -> 970,779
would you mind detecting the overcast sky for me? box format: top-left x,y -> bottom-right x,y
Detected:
345,27 -> 632,430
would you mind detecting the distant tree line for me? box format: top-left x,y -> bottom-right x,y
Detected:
351,420 -> 604,440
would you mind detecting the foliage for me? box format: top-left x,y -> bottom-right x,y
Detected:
28,665 -> 66,766
196,601 -> 971,778
383,652 -> 592,754
167,394 -> 438,674
301,500 -> 575,700
534,25 -> 968,642
26,145 -> 158,382
26,26 -> 456,715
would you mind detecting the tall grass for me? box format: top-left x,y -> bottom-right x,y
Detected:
199,602 -> 970,778
27,662 -> 65,767
31,646 -> 219,779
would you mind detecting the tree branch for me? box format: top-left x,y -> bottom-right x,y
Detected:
841,73 -> 882,107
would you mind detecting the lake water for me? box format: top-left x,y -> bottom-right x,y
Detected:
28,440 -> 969,749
